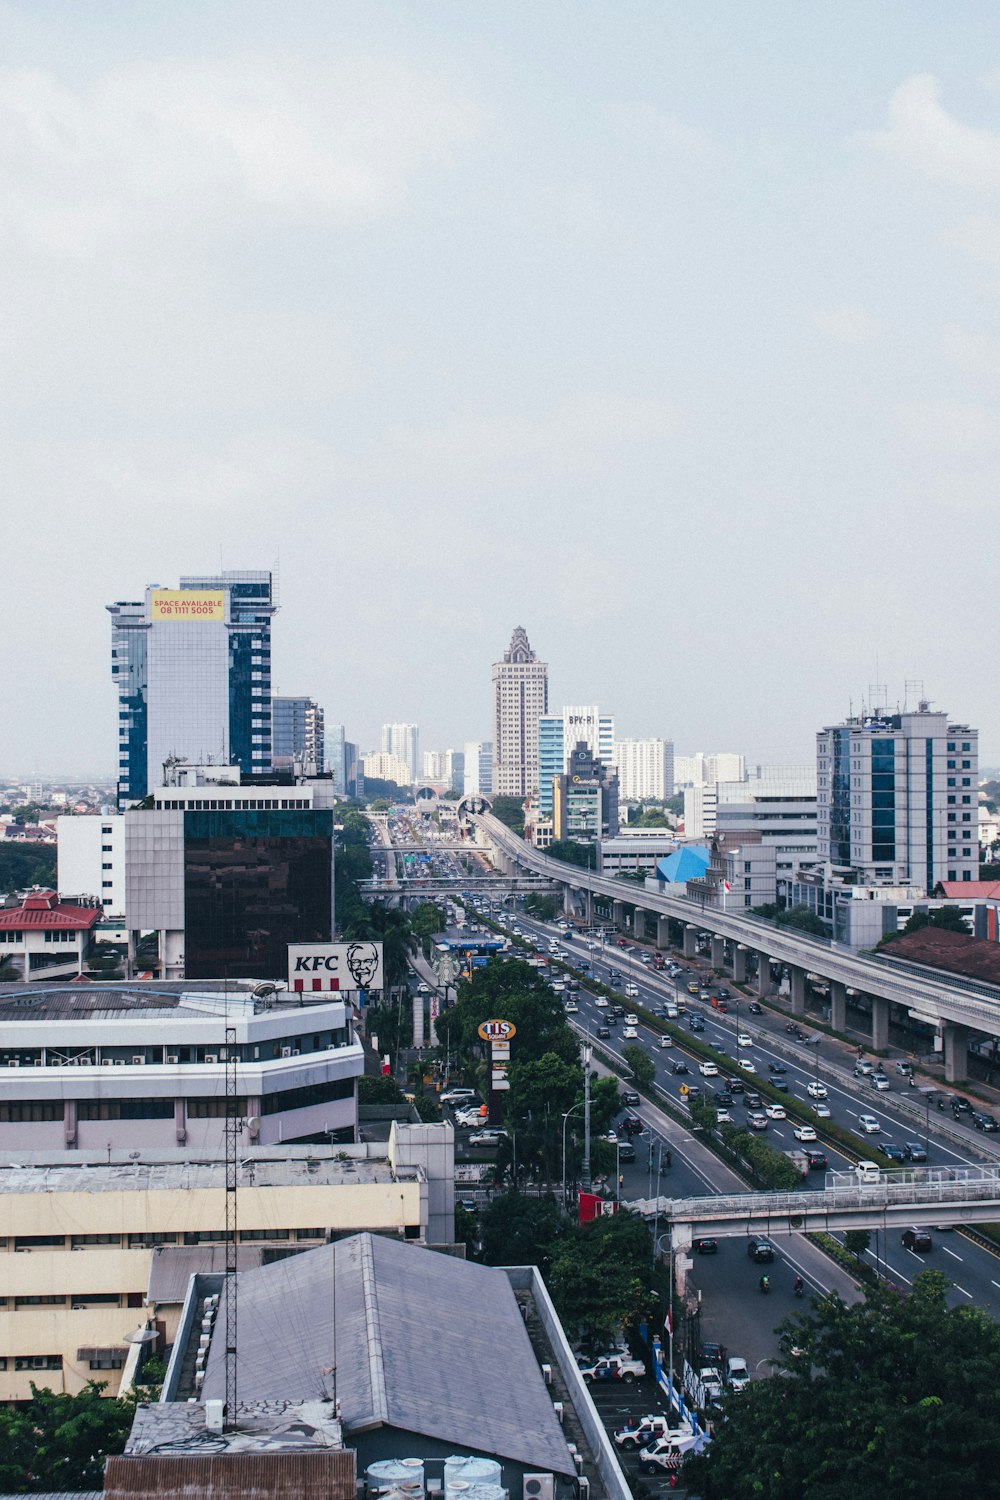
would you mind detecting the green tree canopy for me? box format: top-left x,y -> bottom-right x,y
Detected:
622,1044 -> 655,1090
490,796 -> 525,833
0,1380 -> 135,1491
479,1190 -> 564,1269
546,840 -> 595,869
687,1270 -> 1000,1500
547,1208 -> 657,1344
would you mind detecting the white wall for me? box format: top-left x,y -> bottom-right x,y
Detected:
57,815 -> 125,915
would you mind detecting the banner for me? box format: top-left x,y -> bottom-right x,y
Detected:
287,942 -> 384,992
150,589 -> 225,621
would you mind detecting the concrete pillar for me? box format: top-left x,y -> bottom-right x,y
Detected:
871,994 -> 889,1054
789,965 -> 806,1017
755,952 -> 774,996
613,901 -> 625,930
732,945 -> 748,984
563,885 -> 575,917
583,890 -> 594,925
830,980 -> 847,1034
656,916 -> 671,949
634,909 -> 646,940
412,991 -> 425,1049
683,925 -> 698,959
710,935 -> 725,970
941,1023 -> 969,1085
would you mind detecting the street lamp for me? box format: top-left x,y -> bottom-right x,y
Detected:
654,1231 -> 674,1394
562,1101 -> 585,1211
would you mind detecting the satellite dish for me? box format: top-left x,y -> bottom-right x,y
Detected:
246,1116 -> 262,1132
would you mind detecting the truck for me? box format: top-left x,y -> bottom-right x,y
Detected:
613,1415 -> 693,1450
576,1353 -> 646,1383
784,1149 -> 811,1179
639,1437 -> 690,1476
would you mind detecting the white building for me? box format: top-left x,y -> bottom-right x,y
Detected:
674,751 -> 745,788
816,703 -> 978,890
463,740 -> 493,797
57,813 -> 126,914
362,752 -> 414,786
598,829 -> 678,876
614,738 -> 674,802
684,784 -> 718,840
491,627 -> 548,798
380,723 -> 420,781
715,765 -> 818,895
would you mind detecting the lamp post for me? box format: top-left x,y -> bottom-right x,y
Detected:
654,1231 -> 674,1395
562,1101 -> 585,1211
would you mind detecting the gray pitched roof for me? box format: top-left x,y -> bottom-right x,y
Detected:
202,1233 -> 573,1475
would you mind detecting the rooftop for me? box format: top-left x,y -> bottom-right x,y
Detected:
0,892 -> 101,932
0,1153 -> 409,1196
880,927 -> 1000,988
0,980 -> 343,1020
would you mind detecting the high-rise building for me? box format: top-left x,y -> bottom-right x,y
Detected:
613,738 -> 675,802
463,742 -> 493,797
108,571 -> 276,807
553,742 -> 619,842
674,751 -> 746,788
538,707 -> 615,817
272,697 -> 325,774
362,752 -> 413,786
816,702 -> 979,890
327,722 -> 346,794
491,627 -> 548,798
381,723 -> 420,781
422,749 -> 464,791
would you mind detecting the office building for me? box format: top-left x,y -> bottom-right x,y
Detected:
362,752 -> 414,787
327,721 -> 347,794
553,742 -> 619,842
715,766 -> 818,897
0,890 -> 102,982
597,829 -> 678,876
614,738 -> 675,802
423,748 -> 465,792
538,706 -> 615,816
381,723 -> 420,781
463,741 -> 493,797
344,740 -> 362,798
58,812 -> 126,913
108,570 -> 277,808
674,752 -> 745,788
816,702 -> 979,890
491,628 -> 548,798
272,696 -> 325,774
125,765 -> 335,980
683,784 -> 717,840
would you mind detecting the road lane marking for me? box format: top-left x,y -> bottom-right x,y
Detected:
953,1284 -> 973,1298
942,1246 -> 963,1261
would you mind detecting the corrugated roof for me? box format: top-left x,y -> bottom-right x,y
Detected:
201,1233 -> 574,1475
882,926 -> 1000,986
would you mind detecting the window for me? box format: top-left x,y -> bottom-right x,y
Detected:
963,742 -> 971,751
962,761 -> 971,770
962,795 -> 971,805
947,742 -> 956,752
948,796 -> 956,805
947,778 -> 956,787
948,814 -> 956,823
947,760 -> 956,770
71,1234 -> 121,1247
948,847 -> 957,858
15,1355 -> 62,1371
963,871 -> 973,881
15,1295 -> 66,1307
949,869 -> 957,881
963,813 -> 972,823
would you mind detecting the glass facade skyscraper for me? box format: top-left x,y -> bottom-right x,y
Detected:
108,571 -> 276,806
273,696 -> 325,773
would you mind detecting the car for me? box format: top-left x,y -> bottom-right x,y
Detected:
695,1237 -> 719,1254
681,1084 -> 702,1103
578,1353 -> 646,1383
806,1081 -> 828,1099
614,1415 -> 691,1450
468,1129 -> 506,1147
699,1061 -> 719,1077
698,1366 -> 724,1402
625,1013 -> 639,1025
454,1108 -> 485,1127
738,1057 -> 756,1072
871,1074 -> 891,1091
747,1110 -> 768,1130
595,996 -> 609,1008
726,1356 -> 750,1392
716,1108 -> 733,1124
689,1017 -> 705,1033
441,1088 -> 477,1106
743,1089 -> 762,1108
625,983 -> 640,998
608,977 -> 623,990
792,1123 -> 817,1141
687,981 -> 701,994
716,1089 -> 734,1105
771,1077 -> 790,1092
565,1000 -> 579,1014
596,1025 -> 611,1039
748,1001 -> 763,1015
747,1236 -> 774,1262
457,1198 -> 478,1213
952,1097 -> 973,1114
764,1103 -> 786,1120
659,1034 -> 673,1048
736,1032 -> 753,1048
903,1141 -> 928,1161
803,1146 -> 828,1170
974,1113 -> 1000,1132
616,1141 -> 636,1162
901,1226 -> 933,1252
622,1115 -> 644,1135
416,981 -> 431,994
610,1004 -> 626,1018
768,1062 -> 786,1075
622,1025 -> 638,1039
813,1101 -> 832,1118
882,1142 -> 905,1161
622,1090 -> 640,1105
858,1114 -> 881,1134
895,1060 -> 913,1076
567,978 -> 580,991
671,1060 -> 690,1075
604,1128 -> 619,1144
578,959 -> 590,971
639,1437 -> 690,1476
854,1060 -> 874,1077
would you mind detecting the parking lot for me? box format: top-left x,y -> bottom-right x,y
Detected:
584,1362 -> 700,1496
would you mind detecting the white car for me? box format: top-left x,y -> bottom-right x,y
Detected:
699,1061 -> 719,1077
793,1123 -> 817,1141
659,1035 -> 673,1049
717,1108 -> 733,1124
468,1129 -> 506,1147
455,1110 -> 484,1128
595,996 -> 609,1008
764,1103 -> 786,1120
858,1114 -> 881,1134
738,1057 -> 756,1072
623,1025 -> 638,1039
625,1013 -> 639,1025
726,1356 -> 750,1392
806,1081 -> 828,1099
736,1033 -> 753,1048
565,1001 -> 579,1013
813,1101 -> 832,1118
625,983 -> 639,998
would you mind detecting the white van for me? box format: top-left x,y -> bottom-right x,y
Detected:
855,1160 -> 882,1184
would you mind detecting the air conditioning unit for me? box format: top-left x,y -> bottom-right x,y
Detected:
291,1048 -> 300,1056
79,1058 -> 92,1066
7,1060 -> 18,1068
131,1056 -> 145,1065
541,1362 -> 552,1385
577,1480 -> 590,1500
573,1455 -> 583,1477
552,1401 -> 564,1424
166,1055 -> 179,1064
112,1059 -> 125,1066
280,1046 -> 292,1058
204,1054 -> 218,1064
524,1477 -> 554,1500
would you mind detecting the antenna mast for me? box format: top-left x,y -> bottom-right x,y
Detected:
224,1022 -> 239,1429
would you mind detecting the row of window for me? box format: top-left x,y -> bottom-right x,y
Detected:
9,1229 -> 326,1251
156,797 -> 311,810
0,1081 -> 351,1122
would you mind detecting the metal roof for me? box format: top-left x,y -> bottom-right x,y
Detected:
201,1232 -> 574,1475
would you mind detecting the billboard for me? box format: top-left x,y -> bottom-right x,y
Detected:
150,589 -> 226,621
287,942 -> 384,993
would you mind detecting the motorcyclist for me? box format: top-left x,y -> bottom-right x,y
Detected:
794,1275 -> 804,1297
759,1274 -> 770,1293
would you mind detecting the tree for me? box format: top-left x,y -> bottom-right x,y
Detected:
844,1228 -> 871,1259
490,796 -> 525,833
547,840 -> 594,869
0,1380 -> 135,1491
358,1074 -> 405,1104
685,1271 -> 1000,1500
622,1045 -> 655,1090
479,1190 -> 563,1269
905,906 -> 971,935
410,901 -> 446,955
547,1209 -> 658,1344
523,893 -> 559,921
0,844 -> 58,897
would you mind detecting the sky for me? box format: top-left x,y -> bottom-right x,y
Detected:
4,1 -> 1000,775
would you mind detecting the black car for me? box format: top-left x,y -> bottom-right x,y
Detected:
622,1090 -> 640,1106
689,1017 -> 705,1033
747,1236 -> 774,1262
716,1090 -> 734,1106
616,1141 -> 636,1162
803,1146 -> 827,1170
702,1340 -> 726,1366
768,1062 -> 786,1075
744,1090 -> 762,1108
695,1237 -> 719,1254
882,1142 -> 905,1162
748,1001 -> 763,1015
903,1141 -> 928,1162
596,1025 -> 611,1039
622,1115 -> 644,1135
671,1060 -> 690,1075
901,1226 -> 932,1251
974,1113 -> 1000,1133
727,1077 -> 744,1095
771,1078 -> 789,1092
951,1098 -> 973,1114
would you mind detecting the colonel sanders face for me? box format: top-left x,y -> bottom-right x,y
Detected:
346,942 -> 379,988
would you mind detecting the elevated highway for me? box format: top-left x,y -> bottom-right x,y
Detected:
474,813 -> 1000,1079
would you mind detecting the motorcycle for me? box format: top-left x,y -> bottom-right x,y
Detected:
794,1278 -> 804,1298
759,1276 -> 770,1295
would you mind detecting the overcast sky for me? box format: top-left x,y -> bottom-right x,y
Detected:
4,2 -> 1000,776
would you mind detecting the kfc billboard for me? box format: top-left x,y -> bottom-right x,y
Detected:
287,942 -> 384,993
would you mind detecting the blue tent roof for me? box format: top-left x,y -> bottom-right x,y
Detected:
656,846 -> 710,883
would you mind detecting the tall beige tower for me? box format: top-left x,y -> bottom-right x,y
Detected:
491,627 -> 548,799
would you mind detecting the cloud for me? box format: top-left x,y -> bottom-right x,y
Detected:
894,397 -> 1000,456
862,74 -> 1000,192
0,53 -> 479,255
940,324 -> 1000,379
806,304 -> 882,345
611,102 -> 712,161
945,213 -> 1000,267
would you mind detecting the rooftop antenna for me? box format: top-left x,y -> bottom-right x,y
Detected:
904,679 -> 925,712
224,981 -> 238,1430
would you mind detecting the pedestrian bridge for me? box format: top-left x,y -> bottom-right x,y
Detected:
629,1164 -> 1000,1244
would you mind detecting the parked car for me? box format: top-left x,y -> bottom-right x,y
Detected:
747,1236 -> 774,1262
698,1366 -> 724,1402
901,1226 -> 932,1251
614,1415 -> 691,1450
726,1356 -> 750,1392
639,1437 -> 689,1476
441,1088 -> 477,1106
577,1353 -> 646,1383
468,1129 -> 506,1147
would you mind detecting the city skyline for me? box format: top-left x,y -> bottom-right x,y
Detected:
3,6 -> 999,772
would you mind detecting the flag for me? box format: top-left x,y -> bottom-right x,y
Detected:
665,1307 -> 673,1336
723,881 -> 731,893
381,1053 -> 391,1076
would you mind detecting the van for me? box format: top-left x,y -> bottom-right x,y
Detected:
854,1160 -> 881,1184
